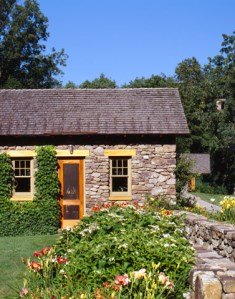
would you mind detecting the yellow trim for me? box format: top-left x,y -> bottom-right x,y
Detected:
104,149 -> 136,157
109,196 -> 132,201
5,150 -> 36,157
62,220 -> 80,229
3,149 -> 89,157
56,150 -> 89,157
11,195 -> 34,201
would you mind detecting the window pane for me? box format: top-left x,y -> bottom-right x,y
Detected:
63,205 -> 79,220
118,168 -> 122,175
15,160 -> 19,168
26,160 -> 30,168
112,168 -> 117,175
15,169 -> 20,176
118,160 -> 122,167
112,177 -> 128,192
26,169 -> 31,176
123,168 -> 128,175
20,160 -> 25,168
21,169 -> 26,176
123,160 -> 127,167
15,178 -> 30,192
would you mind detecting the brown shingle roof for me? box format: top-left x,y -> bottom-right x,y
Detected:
0,88 -> 189,136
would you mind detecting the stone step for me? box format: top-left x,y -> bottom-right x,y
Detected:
188,245 -> 235,299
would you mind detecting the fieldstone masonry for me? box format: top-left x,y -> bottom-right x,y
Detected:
81,144 -> 176,211
177,212 -> 235,299
181,211 -> 235,262
0,143 -> 176,212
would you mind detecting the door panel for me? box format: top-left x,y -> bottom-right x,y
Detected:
58,159 -> 84,228
63,164 -> 79,199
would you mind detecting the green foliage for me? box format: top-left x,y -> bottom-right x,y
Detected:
35,146 -> 60,201
0,153 -> 14,199
0,200 -> 59,236
175,155 -> 194,194
0,234 -> 57,299
185,195 -> 235,225
123,74 -> 177,88
195,176 -> 227,194
175,32 -> 235,193
64,81 -> 77,88
0,146 -> 60,236
0,0 -> 67,88
23,205 -> 195,298
79,73 -> 117,89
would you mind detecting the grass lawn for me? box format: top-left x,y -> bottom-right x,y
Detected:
191,192 -> 226,206
0,234 -> 58,299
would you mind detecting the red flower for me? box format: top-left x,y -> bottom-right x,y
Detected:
114,274 -> 130,286
33,246 -> 51,257
112,284 -> 121,291
102,203 -> 111,209
33,250 -> 42,257
103,281 -> 110,288
56,256 -> 68,264
92,205 -> 101,212
29,261 -> 41,270
41,246 -> 51,255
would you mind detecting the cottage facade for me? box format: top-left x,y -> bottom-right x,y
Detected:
0,88 -> 189,227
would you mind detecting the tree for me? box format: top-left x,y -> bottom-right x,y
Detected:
0,0 -> 67,88
123,74 -> 176,88
175,32 -> 235,193
79,73 -> 117,89
65,81 -> 77,89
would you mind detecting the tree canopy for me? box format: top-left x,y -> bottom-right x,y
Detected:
79,73 -> 117,89
0,0 -> 67,88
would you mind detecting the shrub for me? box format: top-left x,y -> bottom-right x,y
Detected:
175,155 -> 194,195
0,153 -> 14,199
195,176 -> 227,194
22,204 -> 195,298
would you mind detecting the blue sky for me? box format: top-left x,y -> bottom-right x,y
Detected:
38,0 -> 235,86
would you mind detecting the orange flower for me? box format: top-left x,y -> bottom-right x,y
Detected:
29,261 -> 41,270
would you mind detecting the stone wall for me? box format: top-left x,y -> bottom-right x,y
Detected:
188,245 -> 235,299
179,212 -> 235,299
0,143 -> 176,212
181,211 -> 235,262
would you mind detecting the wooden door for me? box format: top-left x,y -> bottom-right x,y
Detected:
58,159 -> 84,228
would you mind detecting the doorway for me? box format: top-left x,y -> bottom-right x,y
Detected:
58,159 -> 84,228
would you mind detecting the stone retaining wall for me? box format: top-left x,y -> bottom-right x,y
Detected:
179,212 -> 235,298
188,245 -> 235,299
182,211 -> 235,262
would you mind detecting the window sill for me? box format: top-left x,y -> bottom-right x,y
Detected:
11,196 -> 34,202
109,195 -> 132,201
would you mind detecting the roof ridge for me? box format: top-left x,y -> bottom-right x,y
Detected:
0,87 -> 178,92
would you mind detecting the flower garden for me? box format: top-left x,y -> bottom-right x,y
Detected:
186,195 -> 235,225
20,202 -> 195,299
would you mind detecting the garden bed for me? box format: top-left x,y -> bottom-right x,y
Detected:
20,203 -> 195,298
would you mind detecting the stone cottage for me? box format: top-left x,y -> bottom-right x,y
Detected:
0,88 -> 189,227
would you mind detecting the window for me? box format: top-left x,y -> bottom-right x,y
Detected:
110,158 -> 131,200
12,158 -> 34,199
